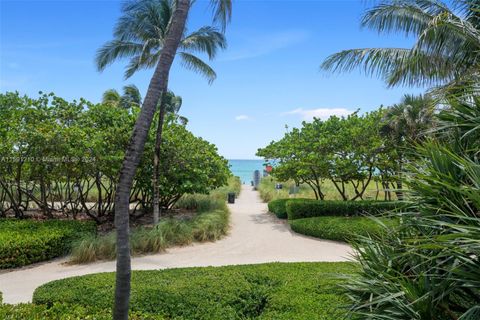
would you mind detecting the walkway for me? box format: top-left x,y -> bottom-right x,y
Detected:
0,185 -> 352,304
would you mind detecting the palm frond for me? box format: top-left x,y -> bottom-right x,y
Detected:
95,40 -> 144,72
124,51 -> 160,79
361,0 -> 450,36
180,26 -> 227,59
210,0 -> 232,31
179,52 -> 217,84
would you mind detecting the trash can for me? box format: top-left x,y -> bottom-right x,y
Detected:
228,192 -> 235,204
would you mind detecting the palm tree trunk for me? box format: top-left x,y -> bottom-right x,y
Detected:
153,91 -> 167,225
113,1 -> 191,319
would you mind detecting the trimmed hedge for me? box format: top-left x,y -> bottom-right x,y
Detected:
286,200 -> 404,220
267,198 -> 312,219
290,216 -> 396,242
0,303 -> 164,320
33,262 -> 357,320
0,219 -> 96,268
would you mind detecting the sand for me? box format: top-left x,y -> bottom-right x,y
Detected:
0,185 -> 352,304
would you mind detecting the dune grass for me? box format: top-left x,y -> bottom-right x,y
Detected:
70,209 -> 229,263
69,177 -> 239,264
258,176 -> 398,202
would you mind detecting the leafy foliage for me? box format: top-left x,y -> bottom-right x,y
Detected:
289,216 -> 396,242
267,198 -> 312,219
0,219 -> 96,268
257,111 -> 397,201
344,97 -> 480,318
0,92 -> 230,220
0,302 -> 164,319
32,262 -> 357,320
286,199 -> 403,220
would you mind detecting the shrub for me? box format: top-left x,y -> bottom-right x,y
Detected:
0,303 -> 164,319
289,216 -> 396,242
286,200 -> 404,220
267,198 -> 312,219
175,194 -> 226,212
0,219 -> 96,268
70,210 -> 229,263
33,262 -> 357,320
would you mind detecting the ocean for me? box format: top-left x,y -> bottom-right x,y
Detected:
228,159 -> 265,184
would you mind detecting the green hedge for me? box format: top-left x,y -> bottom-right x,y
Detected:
0,219 -> 96,268
33,262 -> 357,320
267,198 -> 312,219
290,216 -> 396,242
286,200 -> 404,220
0,303 -> 164,320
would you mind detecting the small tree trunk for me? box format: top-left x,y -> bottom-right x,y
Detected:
112,1 -> 191,319
153,89 -> 168,225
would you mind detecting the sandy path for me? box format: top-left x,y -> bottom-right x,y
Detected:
0,185 -> 352,304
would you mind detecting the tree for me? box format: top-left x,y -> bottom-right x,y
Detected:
380,94 -> 436,199
102,85 -> 142,109
153,91 -> 182,223
345,96 -> 480,320
96,0 -> 227,227
95,0 -> 232,318
321,0 -> 480,98
258,111 -> 384,201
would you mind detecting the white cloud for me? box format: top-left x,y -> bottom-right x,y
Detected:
282,108 -> 353,121
222,30 -> 310,61
235,115 -> 251,121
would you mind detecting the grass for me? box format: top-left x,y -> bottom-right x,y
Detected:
70,177 -> 240,263
0,219 -> 96,268
32,262 -> 358,320
70,209 -> 229,263
289,216 -> 397,242
258,176 -> 399,202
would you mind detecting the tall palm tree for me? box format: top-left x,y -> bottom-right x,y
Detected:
321,0 -> 480,97
97,0 -> 226,225
153,90 -> 182,224
95,0 -> 231,318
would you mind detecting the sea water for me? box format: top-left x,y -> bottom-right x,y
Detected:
228,159 -> 265,184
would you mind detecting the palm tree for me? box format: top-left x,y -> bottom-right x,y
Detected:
102,89 -> 122,107
321,0 -> 480,97
101,85 -> 142,109
153,90 -> 182,224
95,0 -> 231,318
380,94 -> 436,199
381,94 -> 436,143
121,84 -> 142,108
97,0 -> 227,225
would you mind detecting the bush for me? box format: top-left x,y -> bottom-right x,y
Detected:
33,262 -> 357,320
70,210 -> 229,263
0,303 -> 164,319
267,198 -> 312,219
290,216 -> 396,242
286,200 -> 404,220
0,219 -> 96,268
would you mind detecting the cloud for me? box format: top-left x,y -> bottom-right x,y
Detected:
282,108 -> 353,121
222,30 -> 310,61
235,115 -> 251,121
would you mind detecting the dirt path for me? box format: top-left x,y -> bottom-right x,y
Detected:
0,185 -> 352,304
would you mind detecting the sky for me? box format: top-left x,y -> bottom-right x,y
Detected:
0,0 -> 425,159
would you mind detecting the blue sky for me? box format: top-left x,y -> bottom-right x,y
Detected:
0,0 -> 424,159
